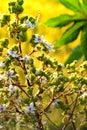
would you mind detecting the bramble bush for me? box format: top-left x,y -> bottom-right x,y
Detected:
0,0 -> 87,130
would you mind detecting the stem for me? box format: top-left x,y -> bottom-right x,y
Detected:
17,39 -> 22,54
84,105 -> 87,121
16,13 -> 22,54
44,112 -> 59,129
12,82 -> 31,98
71,121 -> 76,130
44,82 -> 69,112
35,111 -> 44,130
61,94 -> 79,130
29,49 -> 36,56
22,64 -> 32,86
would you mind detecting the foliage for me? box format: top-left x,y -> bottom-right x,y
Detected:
0,0 -> 87,130
44,0 -> 87,64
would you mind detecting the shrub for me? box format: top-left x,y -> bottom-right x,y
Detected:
0,0 -> 87,130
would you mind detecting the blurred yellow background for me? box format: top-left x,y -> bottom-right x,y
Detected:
0,0 -> 80,63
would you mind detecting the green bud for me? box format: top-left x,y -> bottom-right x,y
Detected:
30,65 -> 36,74
11,22 -> 17,27
0,46 -> 3,52
0,21 -> 4,27
0,15 -> 10,27
11,44 -> 18,51
20,16 -> 28,23
19,31 -> 27,42
57,84 -> 64,92
29,58 -> 34,65
31,75 -> 36,83
17,25 -> 27,32
3,14 -> 10,22
17,0 -> 23,5
12,4 -> 24,14
8,2 -> 16,6
4,58 -> 11,67
29,17 -> 36,24
1,38 -> 9,48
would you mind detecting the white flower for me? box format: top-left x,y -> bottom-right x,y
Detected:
23,55 -> 30,61
35,70 -> 40,75
52,72 -> 58,81
0,62 -> 5,67
52,99 -> 61,106
24,19 -> 35,29
78,83 -> 82,87
7,50 -> 18,58
53,72 -> 57,78
8,85 -> 18,92
25,74 -> 29,79
17,98 -> 22,103
8,85 -> 13,92
61,64 -> 65,68
14,86 -> 18,91
81,92 -> 87,99
25,102 -> 36,114
41,76 -> 47,84
0,74 -> 5,80
45,42 -> 55,52
34,34 -> 42,43
16,115 -> 22,122
20,55 -> 30,63
0,125 -> 3,129
6,70 -> 14,79
0,105 -> 6,113
59,74 -> 63,79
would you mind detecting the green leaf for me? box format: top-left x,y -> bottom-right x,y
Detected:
59,0 -> 81,12
83,0 -> 87,4
65,45 -> 82,64
81,2 -> 87,16
43,14 -> 72,27
79,122 -> 87,130
81,25 -> 87,60
54,21 -> 86,47
43,13 -> 86,28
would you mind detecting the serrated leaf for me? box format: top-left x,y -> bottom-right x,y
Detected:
54,21 -> 85,47
65,45 -> 82,64
81,25 -> 87,60
43,13 -> 86,28
59,0 -> 81,12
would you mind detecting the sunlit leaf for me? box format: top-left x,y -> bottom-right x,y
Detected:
81,25 -> 87,59
43,14 -> 86,28
59,0 -> 81,12
83,0 -> 87,4
81,2 -> 87,16
79,122 -> 87,130
65,45 -> 82,64
54,21 -> 85,47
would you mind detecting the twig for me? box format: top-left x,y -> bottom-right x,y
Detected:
44,112 -> 59,129
61,94 -> 79,130
71,121 -> 76,130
